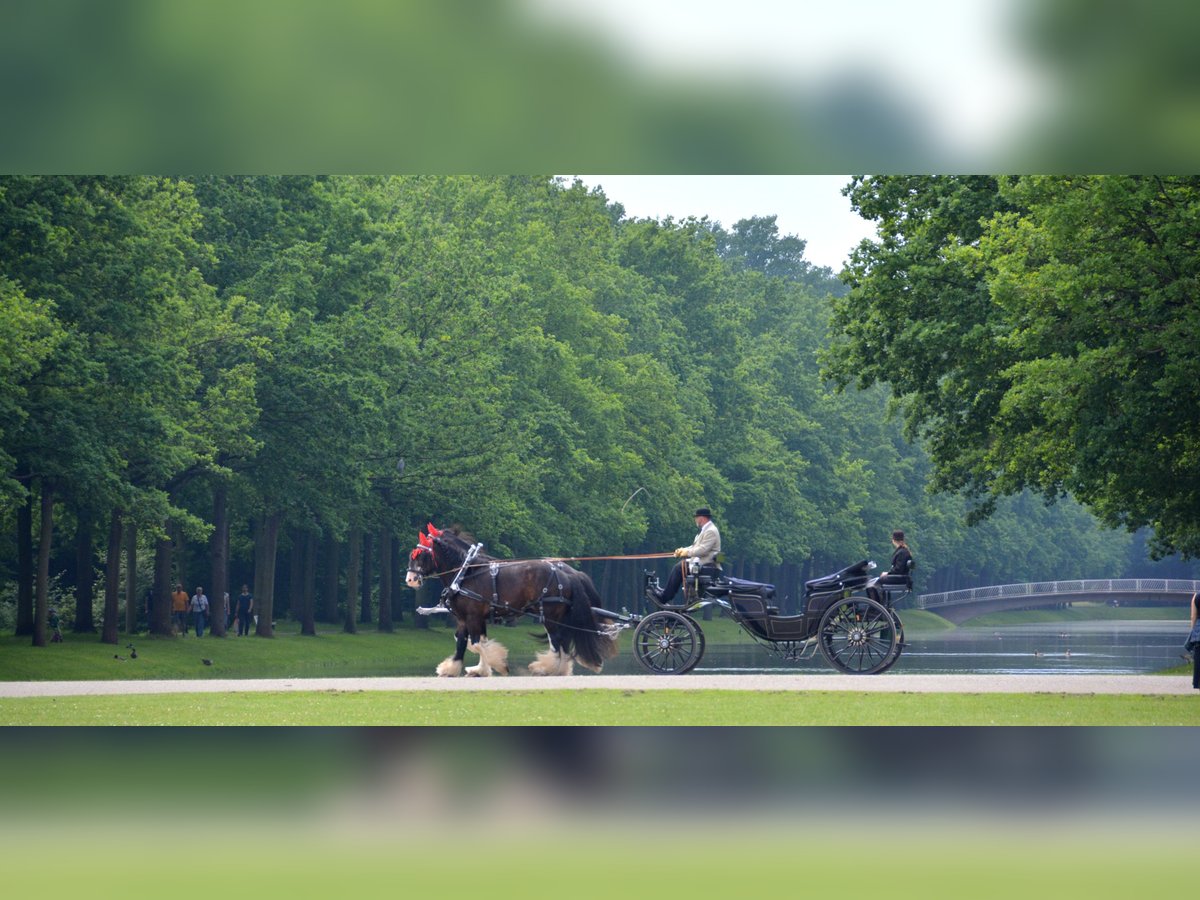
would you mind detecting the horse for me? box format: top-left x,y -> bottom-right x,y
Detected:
405,524 -> 620,677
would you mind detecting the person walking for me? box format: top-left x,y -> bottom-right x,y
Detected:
1190,592 -> 1200,690
171,583 -> 189,636
190,586 -> 209,638
235,584 -> 254,637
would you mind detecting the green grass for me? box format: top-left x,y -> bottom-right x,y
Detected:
959,603 -> 1188,627
891,607 -> 957,631
0,618 -> 481,680
0,607 -> 948,683
3,831 -> 1193,900
2,688 -> 1197,725
1161,662 -> 1193,677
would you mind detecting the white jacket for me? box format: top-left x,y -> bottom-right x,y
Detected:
679,521 -> 721,565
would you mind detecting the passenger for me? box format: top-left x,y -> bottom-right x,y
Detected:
871,530 -> 914,602
650,507 -> 722,606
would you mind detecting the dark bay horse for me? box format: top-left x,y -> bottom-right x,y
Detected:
405,524 -> 620,676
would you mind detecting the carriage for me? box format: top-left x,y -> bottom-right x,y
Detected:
407,523 -> 909,678
625,558 -> 909,675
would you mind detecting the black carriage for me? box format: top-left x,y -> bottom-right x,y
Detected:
630,558 -> 908,675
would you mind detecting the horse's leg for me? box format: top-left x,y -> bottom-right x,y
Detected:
436,624 -> 468,677
529,626 -> 573,676
467,632 -> 511,677
475,634 -> 509,675
465,612 -> 497,676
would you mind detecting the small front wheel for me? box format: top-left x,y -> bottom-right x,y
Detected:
633,610 -> 706,675
817,595 -> 898,675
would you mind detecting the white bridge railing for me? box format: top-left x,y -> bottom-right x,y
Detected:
917,579 -> 1200,610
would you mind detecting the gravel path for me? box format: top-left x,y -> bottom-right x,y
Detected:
0,673 -> 1193,697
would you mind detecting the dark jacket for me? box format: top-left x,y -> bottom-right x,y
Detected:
888,546 -> 913,578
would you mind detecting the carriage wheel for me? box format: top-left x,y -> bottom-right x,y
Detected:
633,610 -> 706,675
872,609 -> 905,675
817,595 -> 899,675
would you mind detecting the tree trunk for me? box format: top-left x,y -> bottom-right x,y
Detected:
378,531 -> 393,633
15,486 -> 33,636
73,510 -> 97,632
253,511 -> 282,637
152,525 -> 173,636
174,526 -> 187,597
33,481 -> 53,647
286,528 -> 303,623
101,509 -> 122,644
301,530 -> 317,636
359,531 -> 372,625
210,482 -> 229,637
344,528 -> 360,634
124,521 -> 138,634
321,532 -> 339,622
391,536 -> 404,623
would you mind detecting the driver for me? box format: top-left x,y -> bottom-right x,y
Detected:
650,507 -> 722,605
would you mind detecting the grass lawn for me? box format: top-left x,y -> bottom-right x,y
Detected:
0,605 -> 958,683
3,608 -> 1194,725
3,830 -> 1193,900
959,602 -> 1188,627
0,618 -> 478,680
1,687 -> 1197,725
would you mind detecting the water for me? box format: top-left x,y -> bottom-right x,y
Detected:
603,619 -> 1191,676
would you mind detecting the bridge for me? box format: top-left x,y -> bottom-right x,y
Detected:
915,578 -> 1200,624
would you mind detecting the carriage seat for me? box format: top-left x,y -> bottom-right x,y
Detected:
871,558 -> 915,605
804,573 -> 843,593
805,560 -> 872,595
714,578 -> 779,618
729,593 -> 774,639
707,576 -> 775,600
708,578 -> 776,611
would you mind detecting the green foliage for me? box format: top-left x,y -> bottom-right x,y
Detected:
831,175 -> 1200,558
0,175 -> 1145,630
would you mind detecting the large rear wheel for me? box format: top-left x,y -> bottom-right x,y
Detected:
633,610 -> 705,675
876,608 -> 905,674
817,595 -> 899,675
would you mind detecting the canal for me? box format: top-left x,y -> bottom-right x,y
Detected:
602,618 -> 1190,676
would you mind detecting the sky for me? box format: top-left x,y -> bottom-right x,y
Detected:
534,0 -> 1045,157
572,175 -> 878,271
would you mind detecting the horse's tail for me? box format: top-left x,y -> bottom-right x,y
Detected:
562,574 -> 619,673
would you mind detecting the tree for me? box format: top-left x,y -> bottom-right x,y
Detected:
0,177 -> 230,641
829,175 -> 1200,558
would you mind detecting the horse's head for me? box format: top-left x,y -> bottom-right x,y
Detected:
407,522 -> 461,588
406,528 -> 437,588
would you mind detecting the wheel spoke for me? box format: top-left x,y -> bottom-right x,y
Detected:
634,612 -> 703,674
817,596 -> 900,674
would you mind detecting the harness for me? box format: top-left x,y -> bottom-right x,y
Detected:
444,542 -> 485,602
411,536 -> 623,640
417,541 -> 573,626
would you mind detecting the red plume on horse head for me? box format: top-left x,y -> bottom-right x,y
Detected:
418,532 -> 433,548
426,523 -> 443,538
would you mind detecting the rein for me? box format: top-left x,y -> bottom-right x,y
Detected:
413,549 -> 675,581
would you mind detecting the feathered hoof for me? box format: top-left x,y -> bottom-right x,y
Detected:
436,657 -> 464,677
528,648 -> 573,676
477,637 -> 509,676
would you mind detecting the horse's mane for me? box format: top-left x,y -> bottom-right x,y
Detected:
430,529 -> 495,565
